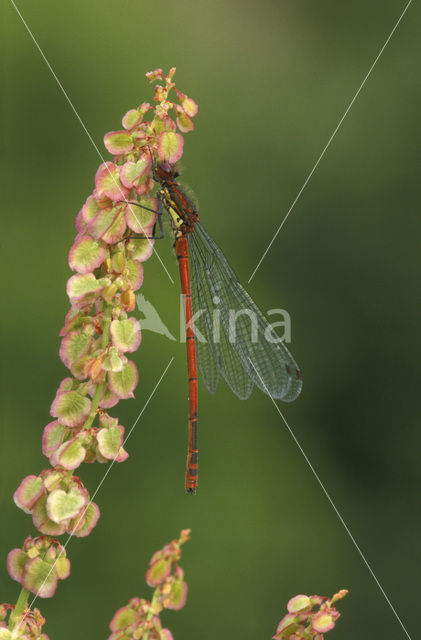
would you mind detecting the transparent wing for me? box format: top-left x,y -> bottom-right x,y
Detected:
188,223 -> 302,402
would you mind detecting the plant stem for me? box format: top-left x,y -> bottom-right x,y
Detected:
82,302 -> 112,431
144,589 -> 161,640
100,301 -> 113,349
9,588 -> 30,630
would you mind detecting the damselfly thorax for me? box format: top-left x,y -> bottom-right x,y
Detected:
155,163 -> 199,239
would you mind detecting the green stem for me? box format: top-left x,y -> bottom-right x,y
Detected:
82,303 -> 113,431
144,589 -> 161,640
100,302 -> 113,349
9,588 -> 30,630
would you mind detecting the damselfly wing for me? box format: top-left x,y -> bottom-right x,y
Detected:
188,222 -> 302,403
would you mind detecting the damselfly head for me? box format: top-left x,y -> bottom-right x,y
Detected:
157,162 -> 179,180
157,161 -> 172,175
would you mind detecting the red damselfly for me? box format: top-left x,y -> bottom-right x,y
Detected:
128,157 -> 302,493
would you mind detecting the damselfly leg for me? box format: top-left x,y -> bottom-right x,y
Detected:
116,197 -> 165,242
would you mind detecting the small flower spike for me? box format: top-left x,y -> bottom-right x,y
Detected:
273,590 -> 348,640
108,530 -> 191,639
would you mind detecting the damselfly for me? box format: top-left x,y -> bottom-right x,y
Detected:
128,158 -> 302,493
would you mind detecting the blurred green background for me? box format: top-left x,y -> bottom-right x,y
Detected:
2,1 -> 419,638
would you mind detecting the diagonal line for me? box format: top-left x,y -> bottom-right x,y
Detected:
9,0 -> 174,284
22,357 -> 174,620
248,358 -> 412,640
248,0 -> 413,283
